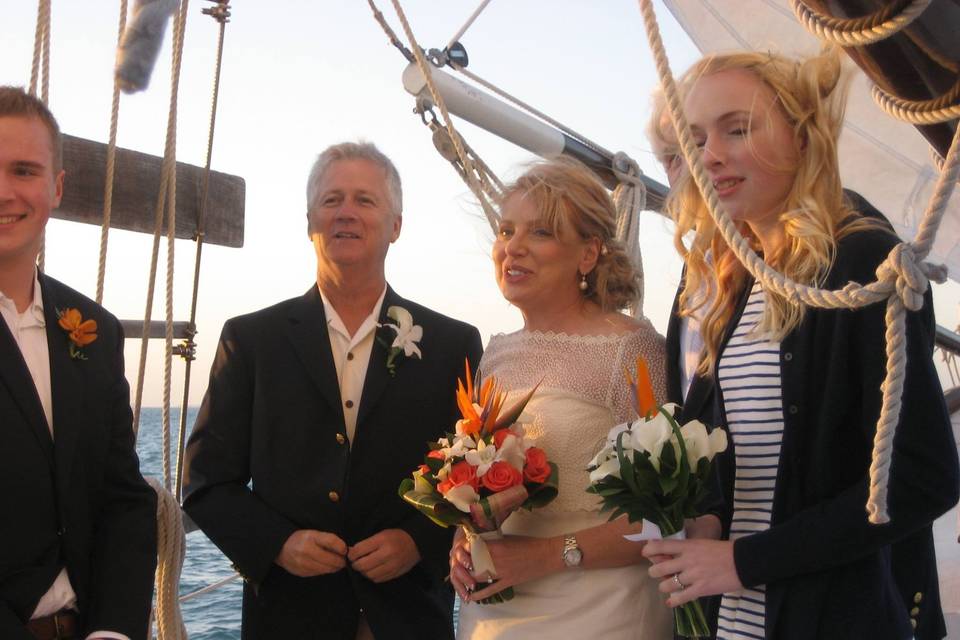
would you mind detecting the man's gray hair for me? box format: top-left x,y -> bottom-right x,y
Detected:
306,141 -> 403,215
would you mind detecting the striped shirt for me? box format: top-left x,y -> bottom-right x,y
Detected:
716,283 -> 784,640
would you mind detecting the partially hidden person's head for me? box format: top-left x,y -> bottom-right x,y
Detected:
305,141 -> 403,278
0,86 -> 65,270
493,156 -> 640,317
648,88 -> 685,187
668,48 -> 866,374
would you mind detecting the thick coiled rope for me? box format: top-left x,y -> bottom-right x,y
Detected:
790,0 -> 931,47
871,80 -> 960,126
147,478 -> 187,640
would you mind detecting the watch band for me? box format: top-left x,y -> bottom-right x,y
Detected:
562,533 -> 582,567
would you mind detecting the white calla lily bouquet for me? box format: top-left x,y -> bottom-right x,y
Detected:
586,357 -> 727,638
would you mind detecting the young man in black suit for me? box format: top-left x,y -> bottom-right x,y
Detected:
182,142 -> 483,639
0,86 -> 157,639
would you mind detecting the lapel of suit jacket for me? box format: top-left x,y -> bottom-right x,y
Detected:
286,285 -> 344,417
355,286 -> 402,429
40,275 -> 85,487
0,294 -> 54,465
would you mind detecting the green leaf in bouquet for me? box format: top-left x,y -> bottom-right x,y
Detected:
596,484 -> 629,497
398,479 -> 465,528
615,431 -> 641,496
659,441 -> 679,477
425,456 -> 445,474
630,452 -> 663,492
658,473 -> 679,495
662,406 -> 691,477
524,462 -> 559,509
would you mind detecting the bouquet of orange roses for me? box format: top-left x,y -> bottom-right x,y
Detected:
586,357 -> 727,638
398,360 -> 558,603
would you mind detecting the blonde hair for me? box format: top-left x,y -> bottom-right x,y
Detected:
668,48 -> 880,374
647,88 -> 678,167
500,157 -> 641,312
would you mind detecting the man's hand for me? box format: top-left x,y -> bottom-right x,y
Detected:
275,530 -> 348,577
348,529 -> 420,583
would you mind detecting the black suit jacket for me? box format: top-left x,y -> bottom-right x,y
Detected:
0,274 -> 157,640
182,285 -> 483,639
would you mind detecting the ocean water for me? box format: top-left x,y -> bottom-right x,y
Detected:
135,408 -> 462,639
137,408 -> 242,639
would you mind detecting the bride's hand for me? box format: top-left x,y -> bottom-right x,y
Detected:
465,535 -> 559,602
448,528 -> 476,600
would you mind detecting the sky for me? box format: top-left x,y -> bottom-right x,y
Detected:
3,0 -> 958,415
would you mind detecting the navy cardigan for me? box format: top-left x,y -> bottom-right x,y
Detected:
702,228 -> 960,639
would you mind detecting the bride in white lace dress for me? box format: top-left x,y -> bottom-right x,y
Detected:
451,159 -> 673,639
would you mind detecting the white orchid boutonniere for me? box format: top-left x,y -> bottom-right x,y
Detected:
377,305 -> 423,376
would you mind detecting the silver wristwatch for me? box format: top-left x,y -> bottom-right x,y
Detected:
562,533 -> 583,568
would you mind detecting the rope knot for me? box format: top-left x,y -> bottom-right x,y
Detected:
876,243 -> 930,311
612,151 -> 642,185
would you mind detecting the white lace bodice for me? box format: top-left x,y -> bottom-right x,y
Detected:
479,322 -> 666,513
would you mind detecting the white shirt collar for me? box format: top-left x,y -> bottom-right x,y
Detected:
318,284 -> 387,341
0,269 -> 46,326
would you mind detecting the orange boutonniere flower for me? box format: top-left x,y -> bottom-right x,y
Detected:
57,308 -> 97,360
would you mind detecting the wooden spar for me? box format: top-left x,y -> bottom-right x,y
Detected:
55,134 -> 246,248
120,320 -> 193,340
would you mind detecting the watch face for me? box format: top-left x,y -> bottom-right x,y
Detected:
564,548 -> 583,566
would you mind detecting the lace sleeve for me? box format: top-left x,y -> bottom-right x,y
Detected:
606,319 -> 667,424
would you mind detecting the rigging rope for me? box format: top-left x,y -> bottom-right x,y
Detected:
133,0 -> 189,450
387,0 -> 500,232
96,0 -> 130,305
790,0 -> 931,47
610,153 -> 647,313
376,1 -> 649,313
637,0 -> 957,524
175,0 -> 231,502
29,0 -> 51,272
148,478 -> 187,640
445,0 -> 493,52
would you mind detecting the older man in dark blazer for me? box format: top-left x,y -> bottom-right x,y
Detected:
182,141 -> 483,639
0,87 -> 157,640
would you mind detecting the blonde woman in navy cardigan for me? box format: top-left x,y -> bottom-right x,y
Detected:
642,49 -> 959,640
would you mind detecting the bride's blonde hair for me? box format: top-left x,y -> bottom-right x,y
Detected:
500,157 -> 641,312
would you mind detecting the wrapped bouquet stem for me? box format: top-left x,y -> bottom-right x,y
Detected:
587,357 -> 727,638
